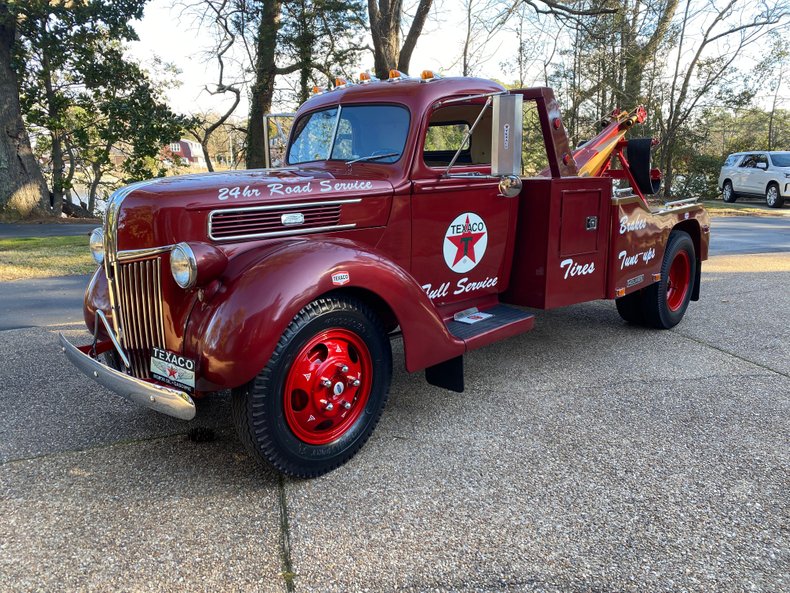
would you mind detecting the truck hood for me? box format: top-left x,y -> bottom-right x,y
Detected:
129,168 -> 394,207
111,167 -> 395,250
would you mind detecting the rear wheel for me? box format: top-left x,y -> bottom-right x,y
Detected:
641,230 -> 696,329
766,183 -> 784,208
232,296 -> 392,478
722,180 -> 737,203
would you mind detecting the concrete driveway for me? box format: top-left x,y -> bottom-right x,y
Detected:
0,225 -> 787,591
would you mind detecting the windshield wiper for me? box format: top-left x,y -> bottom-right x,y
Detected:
345,152 -> 399,165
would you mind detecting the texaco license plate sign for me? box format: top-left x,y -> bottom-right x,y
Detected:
150,347 -> 196,393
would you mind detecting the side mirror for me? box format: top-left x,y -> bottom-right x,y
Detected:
756,162 -> 768,170
492,94 -> 523,177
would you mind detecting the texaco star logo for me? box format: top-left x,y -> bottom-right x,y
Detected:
443,212 -> 488,273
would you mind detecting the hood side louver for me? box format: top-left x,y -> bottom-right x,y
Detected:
208,199 -> 360,241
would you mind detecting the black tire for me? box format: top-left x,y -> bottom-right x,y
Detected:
232,296 -> 392,478
626,138 -> 661,195
615,290 -> 645,324
722,180 -> 737,203
766,183 -> 784,208
641,230 -> 697,329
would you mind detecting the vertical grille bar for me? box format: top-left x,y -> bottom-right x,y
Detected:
113,257 -> 166,379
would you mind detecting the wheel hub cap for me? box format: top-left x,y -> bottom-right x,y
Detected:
666,250 -> 691,312
283,329 -> 372,445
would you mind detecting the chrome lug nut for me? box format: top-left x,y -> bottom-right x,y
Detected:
321,378 -> 332,388
325,402 -> 334,411
352,379 -> 361,387
342,401 -> 351,410
340,364 -> 349,373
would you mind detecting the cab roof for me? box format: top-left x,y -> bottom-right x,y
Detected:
296,76 -> 506,118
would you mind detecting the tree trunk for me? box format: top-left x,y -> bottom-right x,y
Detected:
368,0 -> 433,79
201,140 -> 214,172
368,1 -> 400,79
619,0 -> 680,108
768,69 -> 781,151
663,155 -> 673,197
0,4 -> 49,217
246,0 -> 282,169
462,0 -> 472,76
40,36 -> 65,216
88,162 -> 102,214
297,0 -> 313,104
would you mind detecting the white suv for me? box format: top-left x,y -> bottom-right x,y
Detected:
718,151 -> 790,208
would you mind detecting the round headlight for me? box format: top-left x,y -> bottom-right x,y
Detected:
170,243 -> 197,289
89,227 -> 104,265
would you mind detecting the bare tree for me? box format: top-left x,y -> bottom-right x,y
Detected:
186,0 -> 241,172
659,0 -> 789,194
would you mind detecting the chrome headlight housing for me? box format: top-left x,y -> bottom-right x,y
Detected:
170,243 -> 198,289
89,227 -> 104,264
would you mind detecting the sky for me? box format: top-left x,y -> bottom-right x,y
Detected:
127,1 -> 519,118
128,0 -> 788,120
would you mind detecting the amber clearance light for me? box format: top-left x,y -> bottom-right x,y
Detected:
170,242 -> 227,290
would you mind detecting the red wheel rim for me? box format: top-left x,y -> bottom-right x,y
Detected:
666,250 -> 691,312
283,329 -> 373,445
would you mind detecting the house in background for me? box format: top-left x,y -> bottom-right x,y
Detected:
165,139 -> 207,169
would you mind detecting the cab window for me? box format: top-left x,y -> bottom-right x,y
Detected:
423,104 -> 491,167
288,105 -> 410,165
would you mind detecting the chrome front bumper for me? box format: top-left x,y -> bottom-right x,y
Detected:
59,333 -> 196,420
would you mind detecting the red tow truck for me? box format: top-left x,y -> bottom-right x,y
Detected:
61,72 -> 710,477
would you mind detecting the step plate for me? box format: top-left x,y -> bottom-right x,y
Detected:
447,304 -> 534,341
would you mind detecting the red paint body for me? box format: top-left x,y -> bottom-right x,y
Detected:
82,77 -> 710,397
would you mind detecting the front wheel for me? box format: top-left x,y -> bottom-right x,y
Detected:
722,180 -> 737,203
641,230 -> 697,329
232,296 -> 392,478
766,183 -> 784,208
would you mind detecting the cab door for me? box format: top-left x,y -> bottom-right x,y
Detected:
409,98 -> 517,307
411,177 -> 517,307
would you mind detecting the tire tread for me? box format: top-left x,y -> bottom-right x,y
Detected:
231,296 -> 391,478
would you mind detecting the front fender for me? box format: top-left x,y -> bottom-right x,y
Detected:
185,238 -> 464,391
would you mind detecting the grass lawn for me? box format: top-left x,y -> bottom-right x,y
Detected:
0,236 -> 97,281
701,200 -> 789,216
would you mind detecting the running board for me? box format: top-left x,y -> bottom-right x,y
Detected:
425,304 -> 535,393
446,304 -> 535,351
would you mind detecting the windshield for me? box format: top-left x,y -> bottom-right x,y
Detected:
287,105 -> 410,165
771,154 -> 790,167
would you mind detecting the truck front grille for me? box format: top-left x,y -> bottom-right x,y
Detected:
114,258 -> 166,378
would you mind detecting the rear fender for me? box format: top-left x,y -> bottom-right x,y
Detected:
185,238 -> 464,391
672,217 -> 709,301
